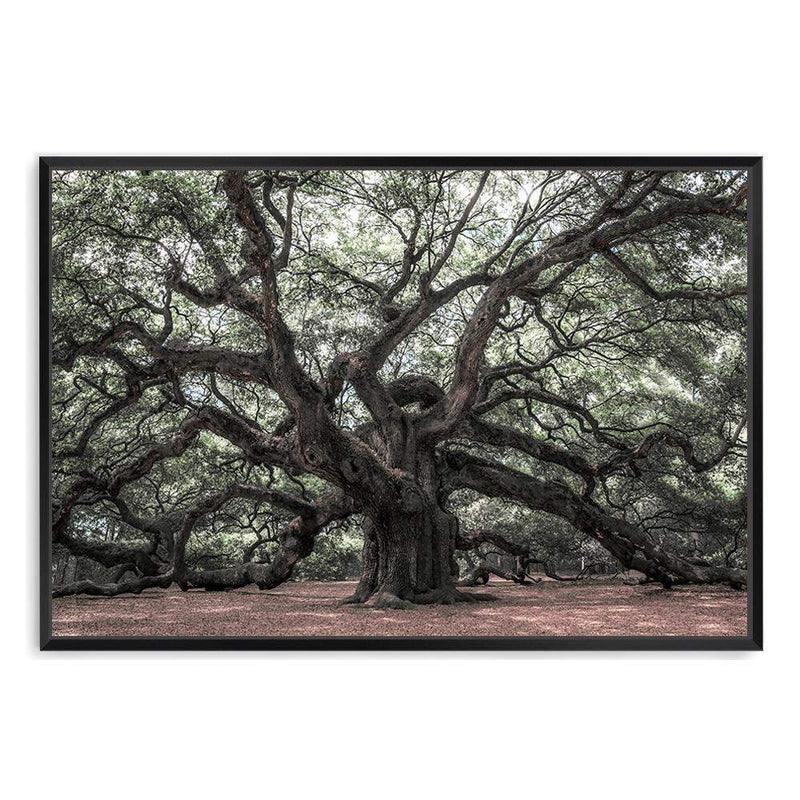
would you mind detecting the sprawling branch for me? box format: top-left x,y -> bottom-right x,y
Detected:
456,415 -> 597,492
53,406 -> 296,545
444,450 -> 746,588
455,529 -> 575,583
57,320 -> 274,386
603,249 -> 747,302
596,416 -> 747,478
53,481 -> 356,597
182,491 -> 355,591
427,177 -> 747,436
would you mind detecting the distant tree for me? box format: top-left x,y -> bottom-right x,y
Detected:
51,167 -> 748,606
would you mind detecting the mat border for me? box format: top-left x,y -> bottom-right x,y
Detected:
39,156 -> 763,652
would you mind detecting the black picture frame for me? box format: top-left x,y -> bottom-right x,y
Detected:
39,156 -> 763,651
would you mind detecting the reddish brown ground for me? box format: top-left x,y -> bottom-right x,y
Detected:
51,578 -> 747,638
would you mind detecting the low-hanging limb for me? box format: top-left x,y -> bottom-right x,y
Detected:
52,484 -> 356,597
182,491 -> 355,591
443,450 -> 747,588
455,529 -> 580,584
53,502 -> 180,582
52,572 -> 175,598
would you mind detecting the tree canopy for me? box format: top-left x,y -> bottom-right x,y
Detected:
50,167 -> 749,605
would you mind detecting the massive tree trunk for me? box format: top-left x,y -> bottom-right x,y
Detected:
344,450 -> 479,608
362,501 -> 460,607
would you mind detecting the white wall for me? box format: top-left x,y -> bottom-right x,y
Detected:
4,2 -> 796,797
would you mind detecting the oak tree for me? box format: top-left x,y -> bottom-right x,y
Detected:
51,167 -> 748,606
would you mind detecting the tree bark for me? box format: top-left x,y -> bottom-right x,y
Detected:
350,502 -> 470,608
345,449 -> 485,607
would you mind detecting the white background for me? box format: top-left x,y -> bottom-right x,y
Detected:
3,2 -> 796,797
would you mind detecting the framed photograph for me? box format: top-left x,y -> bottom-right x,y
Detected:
40,157 -> 762,650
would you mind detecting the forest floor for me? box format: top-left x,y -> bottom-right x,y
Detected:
51,578 -> 748,638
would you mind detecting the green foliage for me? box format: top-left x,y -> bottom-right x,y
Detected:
50,168 -> 748,582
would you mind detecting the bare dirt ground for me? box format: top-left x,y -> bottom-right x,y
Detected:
51,578 -> 747,638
